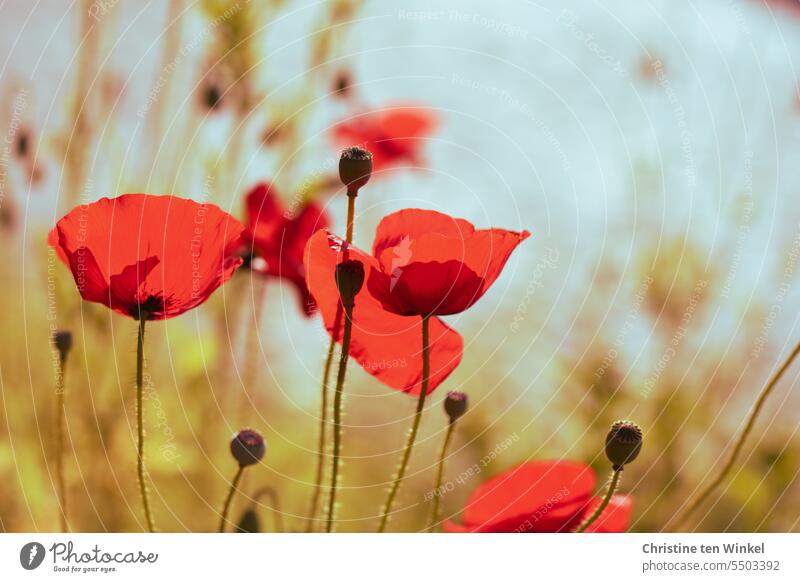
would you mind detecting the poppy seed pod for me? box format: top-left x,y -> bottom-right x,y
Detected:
335,259 -> 365,307
230,429 -> 266,467
339,146 -> 372,194
444,391 -> 468,423
605,420 -> 643,470
53,330 -> 73,356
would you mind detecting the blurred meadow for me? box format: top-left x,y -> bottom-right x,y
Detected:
2,0 -> 800,532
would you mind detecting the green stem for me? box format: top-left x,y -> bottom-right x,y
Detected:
377,315 -> 431,533
427,420 -> 456,532
305,325 -> 337,532
325,302 -> 355,532
307,192 -> 357,532
673,338 -> 800,530
576,468 -> 622,533
136,317 -> 155,533
219,466 -> 244,533
55,353 -> 68,533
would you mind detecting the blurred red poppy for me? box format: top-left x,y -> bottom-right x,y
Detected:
49,194 -> 244,320
367,209 -> 530,316
305,230 -> 463,395
331,104 -> 438,172
243,183 -> 329,316
443,461 -> 633,533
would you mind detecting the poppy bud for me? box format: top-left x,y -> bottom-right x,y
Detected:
230,429 -> 266,467
444,391 -> 468,423
339,146 -> 372,194
235,508 -> 261,533
335,259 -> 365,307
605,420 -> 642,470
52,331 -> 73,357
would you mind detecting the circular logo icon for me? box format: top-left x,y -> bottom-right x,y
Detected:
19,542 -> 46,570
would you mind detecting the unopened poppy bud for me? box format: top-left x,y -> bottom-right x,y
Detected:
235,508 -> 261,533
339,146 -> 372,194
605,420 -> 642,470
444,391 -> 468,423
230,429 -> 266,467
53,331 -> 73,356
335,259 -> 365,306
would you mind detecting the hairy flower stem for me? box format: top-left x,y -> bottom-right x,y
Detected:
673,339 -> 800,530
55,351 -> 69,532
426,420 -> 456,532
219,466 -> 244,533
377,315 -> 431,532
307,193 -> 357,532
325,301 -> 355,533
136,317 -> 155,533
576,468 -> 622,533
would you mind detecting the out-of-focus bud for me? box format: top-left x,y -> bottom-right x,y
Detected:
230,429 -> 266,467
335,259 -> 365,307
444,391 -> 468,423
53,331 -> 73,357
339,146 -> 372,194
235,508 -> 261,533
605,420 -> 643,470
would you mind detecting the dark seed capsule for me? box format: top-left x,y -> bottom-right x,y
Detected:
230,429 -> 266,467
605,420 -> 643,470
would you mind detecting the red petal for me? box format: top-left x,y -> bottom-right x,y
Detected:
50,194 -> 244,319
304,229 -> 463,394
369,209 -> 530,315
459,461 -> 596,532
244,183 -> 330,316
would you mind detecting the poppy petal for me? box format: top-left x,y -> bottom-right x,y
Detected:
304,229 -> 463,394
460,461 -> 596,532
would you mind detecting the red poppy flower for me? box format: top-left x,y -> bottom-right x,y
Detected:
331,104 -> 438,172
243,183 -> 329,316
49,194 -> 245,320
305,230 -> 463,395
367,209 -> 530,316
443,461 -> 633,533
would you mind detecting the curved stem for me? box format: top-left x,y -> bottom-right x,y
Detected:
254,486 -> 285,533
576,468 -> 622,533
377,315 -> 431,533
427,420 -> 455,532
305,327 -> 337,532
136,317 -> 155,533
326,302 -> 355,532
218,466 -> 244,533
673,339 -> 800,530
55,353 -> 68,532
